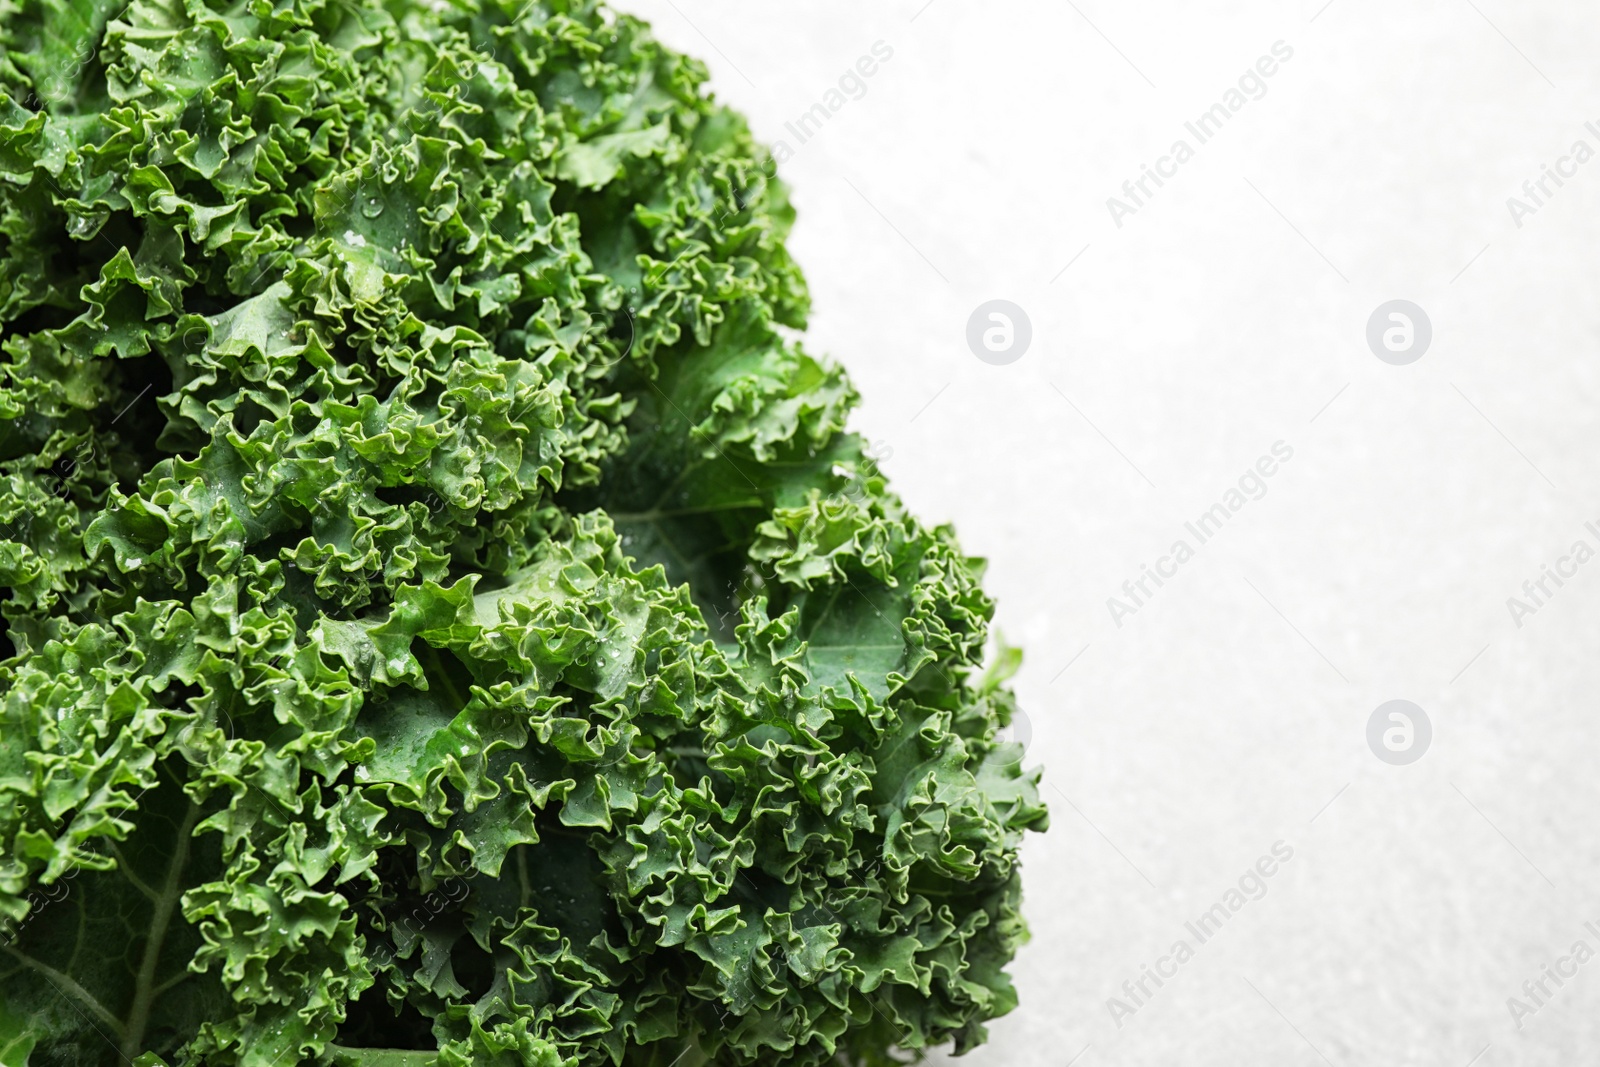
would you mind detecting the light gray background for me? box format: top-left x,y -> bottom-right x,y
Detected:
620,2 -> 1600,1063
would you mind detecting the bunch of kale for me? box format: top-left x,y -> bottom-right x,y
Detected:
0,0 -> 1046,1064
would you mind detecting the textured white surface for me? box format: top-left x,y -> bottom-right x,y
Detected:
619,2 -> 1600,1063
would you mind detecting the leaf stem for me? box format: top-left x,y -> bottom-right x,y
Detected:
0,942 -> 125,1040
120,795 -> 202,1060
103,840 -> 160,903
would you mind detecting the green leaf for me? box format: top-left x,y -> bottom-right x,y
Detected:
0,0 -> 1043,1063
4,0 -> 121,109
0,767 -> 223,1067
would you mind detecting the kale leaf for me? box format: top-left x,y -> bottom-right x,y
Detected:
0,0 -> 1046,1064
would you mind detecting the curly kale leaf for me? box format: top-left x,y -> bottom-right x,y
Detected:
0,0 -> 1046,1064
